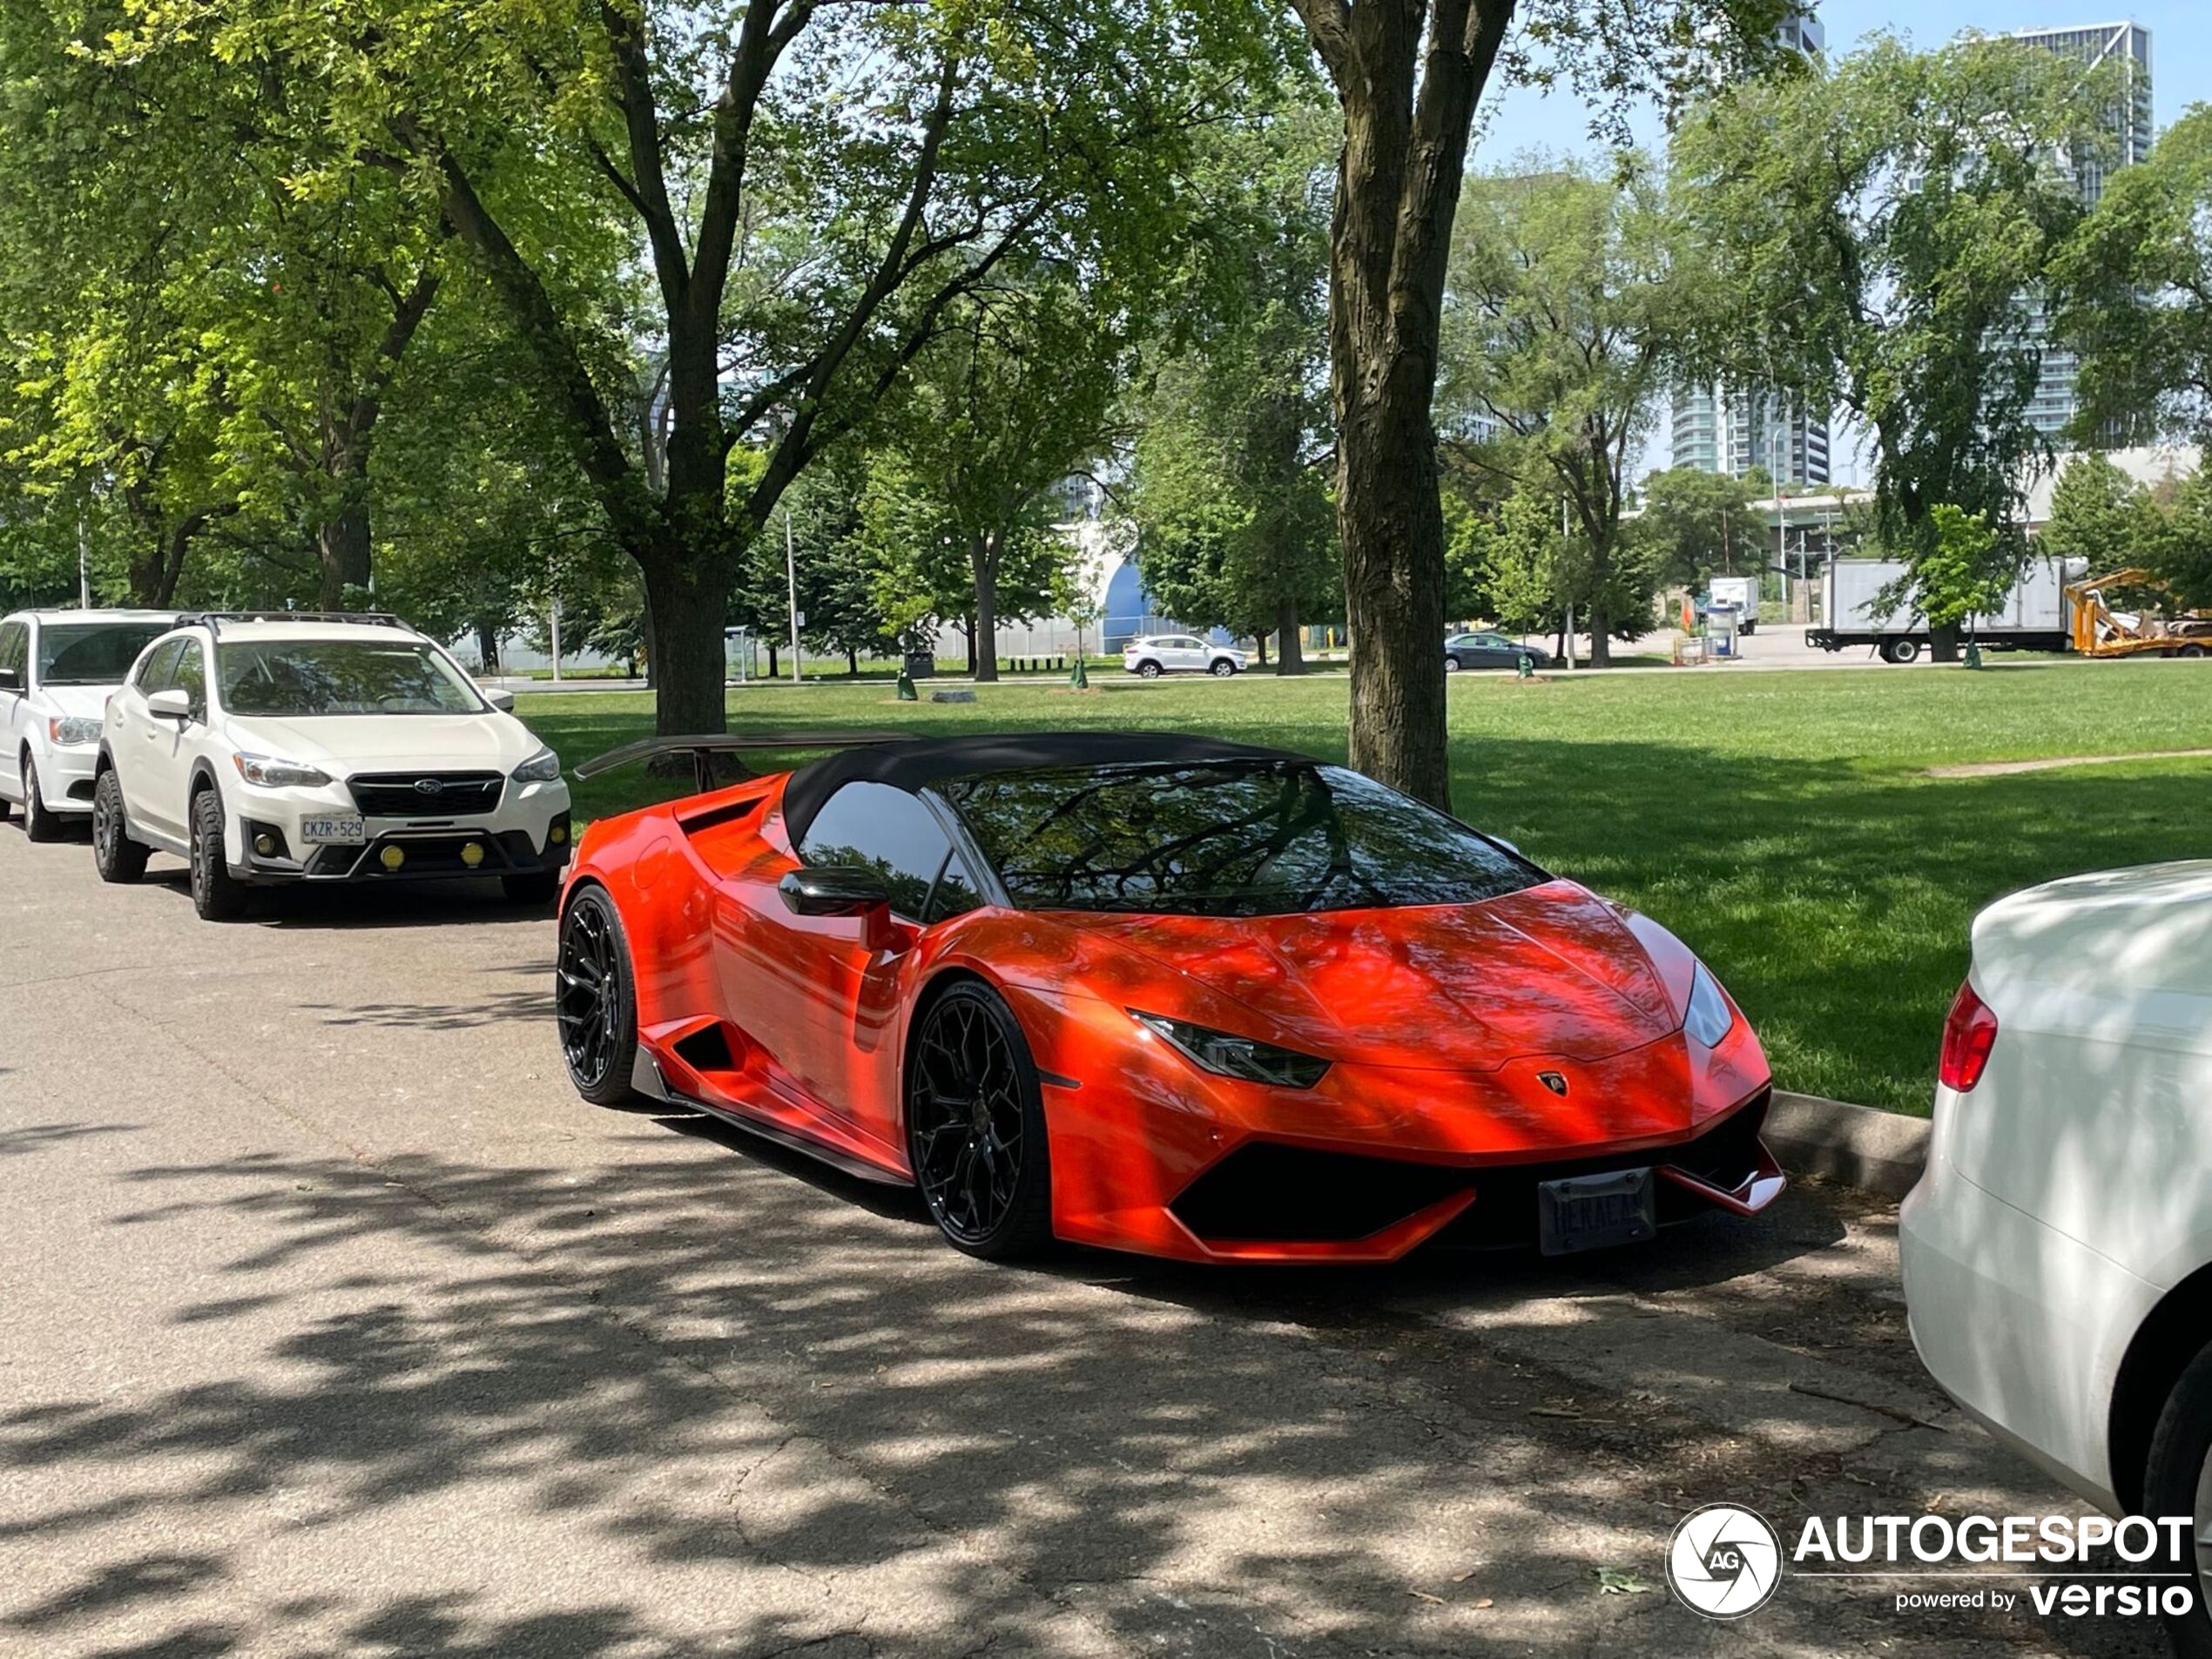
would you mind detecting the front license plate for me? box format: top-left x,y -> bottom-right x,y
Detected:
300,814 -> 366,846
1537,1168 -> 1656,1256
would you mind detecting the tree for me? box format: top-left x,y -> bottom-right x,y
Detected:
1633,467 -> 1763,591
1126,106 -> 1339,671
1675,35 -> 2107,659
1,3 -> 455,607
1916,505 -> 2013,634
859,276 -> 1125,682
1442,157 -> 1683,665
1282,0 -> 1785,804
2040,454 -> 2165,574
154,0 -> 1282,735
2058,105 -> 2212,447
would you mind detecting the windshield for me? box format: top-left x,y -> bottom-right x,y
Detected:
218,640 -> 484,716
37,622 -> 174,686
941,759 -> 1543,918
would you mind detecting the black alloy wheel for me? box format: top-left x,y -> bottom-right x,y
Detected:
906,982 -> 1052,1259
556,887 -> 639,1105
91,768 -> 147,883
189,786 -> 247,921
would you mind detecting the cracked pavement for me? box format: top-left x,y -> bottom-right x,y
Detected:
0,827 -> 2168,1657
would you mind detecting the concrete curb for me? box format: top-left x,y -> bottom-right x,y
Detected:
1764,1091 -> 1932,1200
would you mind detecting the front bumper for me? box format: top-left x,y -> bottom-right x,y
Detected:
1018,986 -> 1781,1264
1901,1129 -> 2156,1513
32,739 -> 100,813
224,776 -> 574,885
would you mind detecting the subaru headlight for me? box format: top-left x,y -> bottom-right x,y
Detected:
47,716 -> 101,746
1684,963 -> 1736,1049
511,745 -> 562,784
232,752 -> 332,789
1130,1010 -> 1331,1089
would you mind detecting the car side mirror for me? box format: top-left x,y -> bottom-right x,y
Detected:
779,865 -> 892,917
145,687 -> 192,722
483,687 -> 516,712
0,666 -> 20,691
779,866 -> 901,951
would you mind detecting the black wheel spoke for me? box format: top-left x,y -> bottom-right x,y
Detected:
556,900 -> 622,1089
908,993 -> 1030,1247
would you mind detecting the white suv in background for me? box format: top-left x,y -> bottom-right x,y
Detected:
93,611 -> 572,920
1122,634 -> 1246,678
0,609 -> 181,840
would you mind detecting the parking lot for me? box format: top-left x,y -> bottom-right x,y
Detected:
0,826 -> 2166,1659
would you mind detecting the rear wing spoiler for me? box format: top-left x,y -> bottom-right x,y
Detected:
573,731 -> 906,793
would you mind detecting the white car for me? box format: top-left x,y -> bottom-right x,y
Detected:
1122,634 -> 1245,678
1901,862 -> 2212,1642
0,609 -> 182,840
92,611 -> 573,919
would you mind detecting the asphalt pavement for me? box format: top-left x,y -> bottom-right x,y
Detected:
0,823 -> 2165,1658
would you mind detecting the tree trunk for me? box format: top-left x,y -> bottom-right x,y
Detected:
316,498 -> 372,609
846,647 -> 859,676
475,621 -> 502,675
1929,622 -> 1961,663
1587,604 -> 1611,669
962,615 -> 976,677
971,535 -> 1001,684
640,557 -> 731,735
1307,0 -> 1512,811
1274,598 -> 1307,675
1254,632 -> 1270,669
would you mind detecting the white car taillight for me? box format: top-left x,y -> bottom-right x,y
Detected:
1938,980 -> 1999,1093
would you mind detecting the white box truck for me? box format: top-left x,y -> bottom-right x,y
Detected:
1704,575 -> 1761,634
1808,556 -> 2081,663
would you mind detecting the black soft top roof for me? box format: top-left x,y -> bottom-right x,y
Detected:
780,731 -> 1310,845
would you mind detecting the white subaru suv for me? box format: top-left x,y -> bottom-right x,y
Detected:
0,609 -> 182,840
93,612 -> 572,919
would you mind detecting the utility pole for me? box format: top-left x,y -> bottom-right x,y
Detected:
77,516 -> 91,609
547,554 -> 562,683
1561,494 -> 1575,671
786,511 -> 802,687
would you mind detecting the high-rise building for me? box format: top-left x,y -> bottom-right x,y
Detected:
2013,22 -> 2155,439
1669,6 -> 1831,485
1670,387 -> 1832,487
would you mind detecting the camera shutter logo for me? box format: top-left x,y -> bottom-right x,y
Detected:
1666,1503 -> 1782,1619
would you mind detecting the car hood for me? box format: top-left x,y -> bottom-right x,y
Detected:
37,684 -> 120,719
223,711 -> 536,773
1058,880 -> 1685,1071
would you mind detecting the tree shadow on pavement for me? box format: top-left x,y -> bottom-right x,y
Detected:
0,1124 -> 2155,1659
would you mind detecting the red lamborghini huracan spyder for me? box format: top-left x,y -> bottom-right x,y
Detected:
555,732 -> 1783,1264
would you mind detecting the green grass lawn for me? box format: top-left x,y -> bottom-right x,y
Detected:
517,661 -> 2212,1114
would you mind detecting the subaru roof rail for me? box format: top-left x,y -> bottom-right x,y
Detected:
176,610 -> 415,637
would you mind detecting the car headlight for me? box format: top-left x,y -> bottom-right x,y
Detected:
1684,963 -> 1736,1048
511,746 -> 562,784
232,752 -> 332,789
1129,1010 -> 1331,1089
47,716 -> 101,746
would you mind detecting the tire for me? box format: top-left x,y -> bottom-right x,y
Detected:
1444,656 -> 1461,673
19,752 -> 62,842
2182,644 -> 2207,659
905,981 -> 1054,1261
1135,660 -> 1163,679
1883,637 -> 1922,665
91,767 -> 149,884
556,886 -> 644,1107
502,870 -> 562,907
1209,658 -> 1236,678
2142,1340 -> 2212,1657
188,784 -> 247,921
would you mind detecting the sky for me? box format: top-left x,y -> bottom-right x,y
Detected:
1473,3 -> 2206,484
